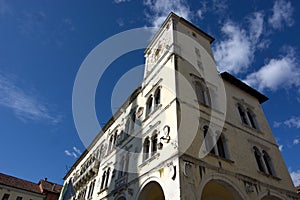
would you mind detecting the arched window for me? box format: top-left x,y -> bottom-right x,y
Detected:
238,104 -> 248,125
195,81 -> 205,104
100,171 -> 106,190
118,155 -> 125,178
203,126 -> 215,154
118,154 -> 129,178
203,126 -> 228,158
195,79 -> 210,106
237,103 -> 259,130
151,134 -> 158,155
143,137 -> 150,160
124,117 -> 130,135
108,135 -> 114,151
82,187 -> 87,199
87,180 -> 95,199
125,153 -> 129,175
247,110 -> 258,129
105,167 -> 110,188
216,134 -> 226,158
253,146 -> 265,172
154,88 -> 161,107
99,145 -> 104,159
130,111 -> 136,131
146,96 -> 153,116
263,151 -> 274,176
113,130 -> 118,145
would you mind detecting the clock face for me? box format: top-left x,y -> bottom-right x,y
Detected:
147,27 -> 171,72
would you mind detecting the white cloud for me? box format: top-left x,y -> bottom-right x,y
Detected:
196,9 -> 204,20
0,0 -> 12,16
284,117 -> 300,129
211,0 -> 228,15
290,170 -> 300,186
65,147 -> 81,159
257,39 -> 271,50
268,0 -> 294,30
0,72 -> 61,124
293,139 -> 299,145
213,22 -> 252,73
273,116 -> 300,129
248,12 -> 264,43
64,150 -> 72,156
273,121 -> 282,128
213,12 -> 265,74
244,47 -> 299,91
279,144 -> 284,151
196,0 -> 228,20
73,146 -> 82,155
196,1 -> 208,20
116,18 -> 125,27
114,0 -> 130,3
144,0 -> 191,27
72,152 -> 78,158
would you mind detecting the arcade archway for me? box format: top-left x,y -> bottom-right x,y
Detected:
201,180 -> 242,200
138,181 -> 165,200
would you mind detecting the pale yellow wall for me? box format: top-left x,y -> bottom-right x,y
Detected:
222,80 -> 295,191
0,185 -> 44,200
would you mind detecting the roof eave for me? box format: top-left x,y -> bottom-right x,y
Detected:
220,72 -> 268,104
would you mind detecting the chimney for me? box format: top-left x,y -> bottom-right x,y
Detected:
51,184 -> 56,191
44,178 -> 48,181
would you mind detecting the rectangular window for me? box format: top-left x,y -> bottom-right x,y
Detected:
2,194 -> 10,200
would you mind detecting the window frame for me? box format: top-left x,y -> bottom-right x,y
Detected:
143,137 -> 150,161
2,194 -> 10,200
154,87 -> 161,108
195,79 -> 211,106
203,126 -> 228,159
146,95 -> 153,116
252,146 -> 276,176
237,103 -> 260,130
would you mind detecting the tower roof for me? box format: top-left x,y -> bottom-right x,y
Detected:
145,12 -> 215,54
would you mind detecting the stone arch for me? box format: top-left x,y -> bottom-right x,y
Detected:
199,174 -> 247,200
136,177 -> 166,200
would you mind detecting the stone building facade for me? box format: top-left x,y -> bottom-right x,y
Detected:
62,13 -> 299,200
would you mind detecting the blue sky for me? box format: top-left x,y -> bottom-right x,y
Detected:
0,0 -> 300,186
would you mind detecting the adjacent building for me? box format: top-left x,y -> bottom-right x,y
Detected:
0,173 -> 62,200
61,13 -> 299,200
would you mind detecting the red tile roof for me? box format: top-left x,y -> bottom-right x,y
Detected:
0,173 -> 42,194
0,173 -> 62,196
